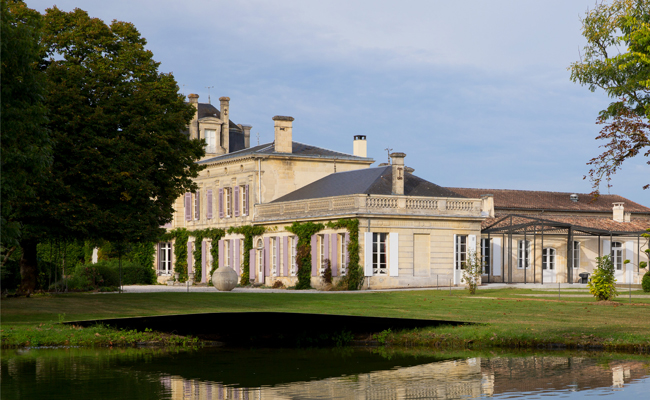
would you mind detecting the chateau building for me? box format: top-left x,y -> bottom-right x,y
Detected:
154,94 -> 650,288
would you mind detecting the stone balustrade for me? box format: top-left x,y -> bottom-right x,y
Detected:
255,194 -> 483,221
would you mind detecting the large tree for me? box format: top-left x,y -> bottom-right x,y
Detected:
1,1 -> 52,252
12,4 -> 205,294
570,0 -> 650,193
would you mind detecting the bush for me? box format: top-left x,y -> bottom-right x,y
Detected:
322,258 -> 332,285
75,260 -> 155,286
642,271 -> 650,293
461,250 -> 482,295
588,255 -> 618,301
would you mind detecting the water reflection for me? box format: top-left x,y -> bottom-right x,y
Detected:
2,347 -> 648,400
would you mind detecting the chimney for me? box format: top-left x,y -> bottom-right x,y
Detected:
241,125 -> 252,148
481,194 -> 495,218
219,97 -> 230,153
273,116 -> 294,153
353,135 -> 367,157
390,152 -> 406,195
612,202 -> 625,222
188,94 -> 199,140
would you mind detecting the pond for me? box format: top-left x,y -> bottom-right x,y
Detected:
2,346 -> 648,399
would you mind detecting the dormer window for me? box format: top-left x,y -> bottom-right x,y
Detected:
204,129 -> 216,153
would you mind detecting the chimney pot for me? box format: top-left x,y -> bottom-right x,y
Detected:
390,152 -> 406,195
273,116 -> 293,153
241,125 -> 252,149
612,202 -> 625,222
219,97 -> 230,153
353,135 -> 367,157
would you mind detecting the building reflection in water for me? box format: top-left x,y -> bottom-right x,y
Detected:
162,356 -> 648,400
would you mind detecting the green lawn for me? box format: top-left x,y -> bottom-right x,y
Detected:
2,288 -> 649,351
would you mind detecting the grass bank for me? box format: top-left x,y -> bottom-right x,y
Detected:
1,288 -> 649,352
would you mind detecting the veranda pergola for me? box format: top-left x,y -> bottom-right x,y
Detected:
481,214 -> 647,284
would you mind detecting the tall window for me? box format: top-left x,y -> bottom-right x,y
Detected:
372,233 -> 388,275
518,240 -> 531,269
225,188 -> 232,217
455,235 -> 467,270
611,242 -> 623,271
289,236 -> 297,275
572,241 -> 580,269
194,191 -> 200,220
256,239 -> 264,277
542,248 -> 555,270
339,233 -> 347,276
319,235 -> 326,275
159,242 -> 172,274
270,237 -> 277,275
241,185 -> 248,216
204,129 -> 216,153
481,238 -> 490,274
224,240 -> 230,267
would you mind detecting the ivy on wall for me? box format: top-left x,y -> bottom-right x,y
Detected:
161,228 -> 225,283
227,225 -> 265,286
286,221 -> 325,289
326,219 -> 363,290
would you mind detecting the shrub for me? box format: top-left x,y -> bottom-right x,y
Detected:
75,260 -> 155,286
642,271 -> 650,293
588,255 -> 618,301
461,250 -> 482,295
322,258 -> 332,285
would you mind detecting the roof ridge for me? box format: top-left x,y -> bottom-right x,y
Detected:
292,140 -> 369,159
446,187 -> 627,197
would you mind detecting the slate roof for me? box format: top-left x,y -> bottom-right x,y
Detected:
196,103 -> 241,130
198,141 -> 373,164
271,166 -> 466,203
446,187 -> 650,214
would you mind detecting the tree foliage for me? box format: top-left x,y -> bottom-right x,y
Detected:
1,0 -> 52,249
8,4 -> 205,294
569,0 -> 650,193
588,255 -> 619,301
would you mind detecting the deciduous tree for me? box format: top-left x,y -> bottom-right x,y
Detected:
569,0 -> 650,193
13,4 -> 205,294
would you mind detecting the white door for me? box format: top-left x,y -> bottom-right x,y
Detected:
542,248 -> 556,283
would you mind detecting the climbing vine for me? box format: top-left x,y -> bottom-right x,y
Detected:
160,228 -> 225,283
191,228 -> 226,283
228,225 -> 265,285
286,221 -> 325,289
326,219 -> 363,290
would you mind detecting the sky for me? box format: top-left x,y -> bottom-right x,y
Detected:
29,0 -> 650,207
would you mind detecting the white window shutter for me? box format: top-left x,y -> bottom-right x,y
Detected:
389,233 -> 399,277
492,237 -> 502,276
468,235 -> 477,253
364,232 -> 373,277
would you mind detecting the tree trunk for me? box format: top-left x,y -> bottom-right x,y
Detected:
19,238 -> 38,296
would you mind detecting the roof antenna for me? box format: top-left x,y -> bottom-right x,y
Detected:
205,86 -> 214,104
256,132 -> 260,145
384,147 -> 393,164
181,84 -> 186,96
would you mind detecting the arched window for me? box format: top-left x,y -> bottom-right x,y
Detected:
542,248 -> 555,270
611,242 -> 623,271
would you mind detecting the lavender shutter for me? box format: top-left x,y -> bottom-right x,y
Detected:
234,239 -> 240,275
201,240 -> 207,282
283,236 -> 289,277
264,237 -> 270,280
331,233 -> 338,277
229,239 -> 234,270
187,242 -> 193,274
293,236 -> 298,275
249,249 -> 256,280
311,235 -> 318,277
156,243 -> 161,273
207,190 -> 213,219
218,240 -> 224,269
195,190 -> 200,220
218,188 -> 224,219
245,185 -> 250,216
234,186 -> 240,217
184,193 -> 191,221
344,232 -> 350,275
275,237 -> 281,277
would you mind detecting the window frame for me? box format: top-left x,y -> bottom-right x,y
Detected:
194,191 -> 200,220
339,233 -> 347,276
517,240 -> 531,269
480,238 -> 490,274
159,242 -> 172,275
225,187 -> 232,218
542,247 -> 555,270
611,241 -> 624,271
372,232 -> 388,275
224,240 -> 230,267
572,241 -> 580,269
270,237 -> 277,275
455,235 -> 467,270
204,129 -> 216,153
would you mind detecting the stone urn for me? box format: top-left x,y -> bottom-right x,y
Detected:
212,267 -> 238,291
